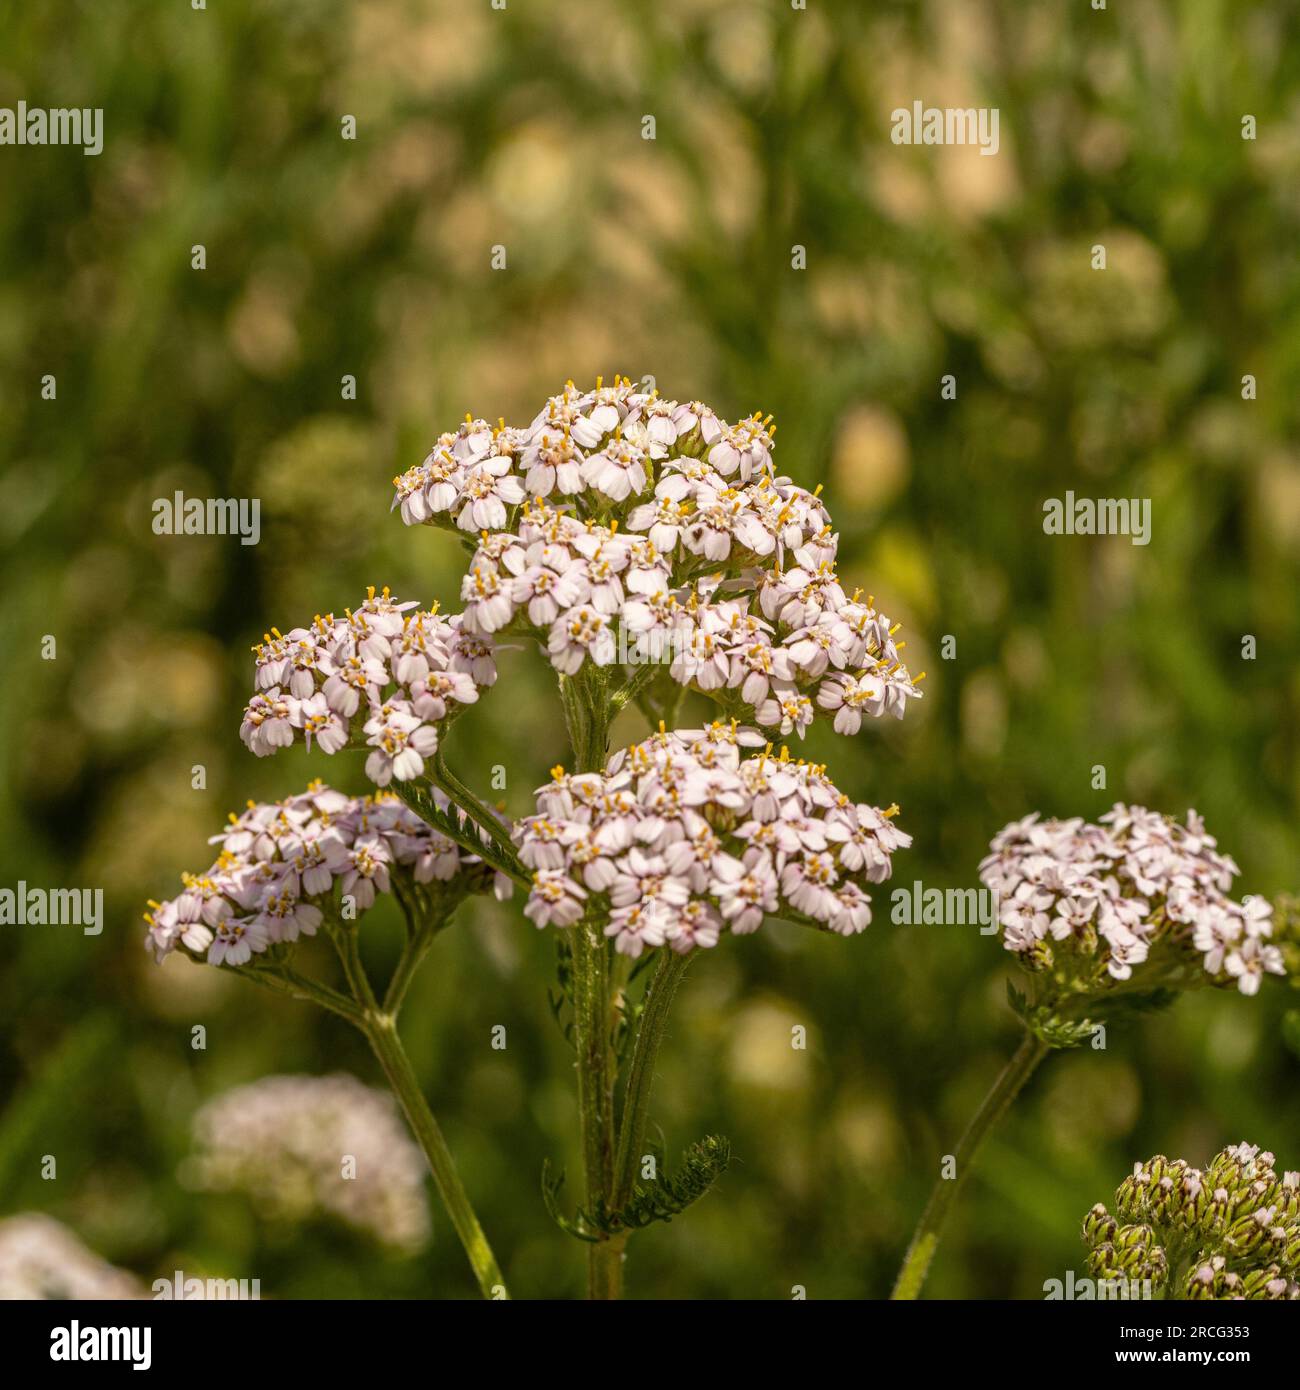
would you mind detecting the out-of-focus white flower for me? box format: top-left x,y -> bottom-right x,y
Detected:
186,1074 -> 431,1250
0,1215 -> 143,1300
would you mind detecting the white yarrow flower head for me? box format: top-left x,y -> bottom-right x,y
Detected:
240,587 -> 493,787
186,1074 -> 432,1250
144,782 -> 506,969
979,803 -> 1283,999
514,722 -> 910,956
393,378 -> 924,741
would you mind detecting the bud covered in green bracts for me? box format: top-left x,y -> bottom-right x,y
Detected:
1083,1143 -> 1300,1300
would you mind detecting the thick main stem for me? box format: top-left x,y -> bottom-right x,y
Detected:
571,915 -> 625,1296
890,1032 -> 1048,1299
560,673 -> 626,1297
364,1013 -> 509,1300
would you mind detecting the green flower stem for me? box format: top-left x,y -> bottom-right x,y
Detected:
380,917 -> 440,1015
890,1032 -> 1049,1299
571,918 -> 624,1298
559,671 -> 627,1297
612,950 -> 692,1213
330,918 -> 380,1012
321,915 -> 508,1299
431,750 -> 519,863
240,961 -> 365,1025
383,875 -> 467,1015
611,661 -> 661,714
391,776 -> 529,889
362,1010 -> 509,1300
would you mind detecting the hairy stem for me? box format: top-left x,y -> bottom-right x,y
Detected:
331,919 -> 380,1012
380,918 -> 440,1015
363,1012 -> 509,1300
240,960 -> 365,1024
612,950 -> 692,1212
571,918 -> 623,1297
559,670 -> 625,1296
323,916 -> 507,1298
432,750 -> 519,861
890,1032 -> 1049,1299
391,776 -> 529,888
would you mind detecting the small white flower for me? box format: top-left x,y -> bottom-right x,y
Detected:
755,686 -> 816,738
239,689 -> 296,756
582,437 -> 649,501
208,917 -> 269,967
363,706 -> 439,786
294,693 -> 349,754
523,870 -> 588,928
547,605 -> 616,674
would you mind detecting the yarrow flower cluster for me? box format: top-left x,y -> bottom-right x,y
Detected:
186,1074 -> 431,1250
978,805 -> 1283,995
140,370 -> 1299,1303
1083,1144 -> 1300,1300
396,378 -> 923,739
0,1215 -> 143,1300
240,586 -> 496,785
143,783 -> 505,968
514,721 -> 911,957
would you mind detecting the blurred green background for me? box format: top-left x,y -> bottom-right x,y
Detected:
1,0 -> 1298,1299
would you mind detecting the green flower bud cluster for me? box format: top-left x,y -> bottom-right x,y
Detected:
1083,1143 -> 1300,1300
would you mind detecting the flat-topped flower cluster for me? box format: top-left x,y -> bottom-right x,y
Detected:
239,587 -> 496,785
396,378 -> 923,740
514,722 -> 911,956
144,783 -> 504,967
1083,1143 -> 1300,1299
978,805 -> 1282,995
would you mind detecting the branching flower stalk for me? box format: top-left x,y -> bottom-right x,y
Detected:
150,376 -> 925,1299
891,808 -> 1296,1299
523,716 -> 911,1295
549,686 -> 697,1297
144,787 -> 511,1298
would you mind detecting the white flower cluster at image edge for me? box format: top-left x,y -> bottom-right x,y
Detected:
979,806 -> 1283,994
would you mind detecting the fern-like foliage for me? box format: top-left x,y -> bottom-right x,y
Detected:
548,936 -> 577,1050
541,1159 -> 602,1243
390,778 -> 522,884
541,1135 -> 733,1241
618,1135 -> 732,1230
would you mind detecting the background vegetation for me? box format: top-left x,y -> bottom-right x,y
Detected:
1,0 -> 1298,1298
